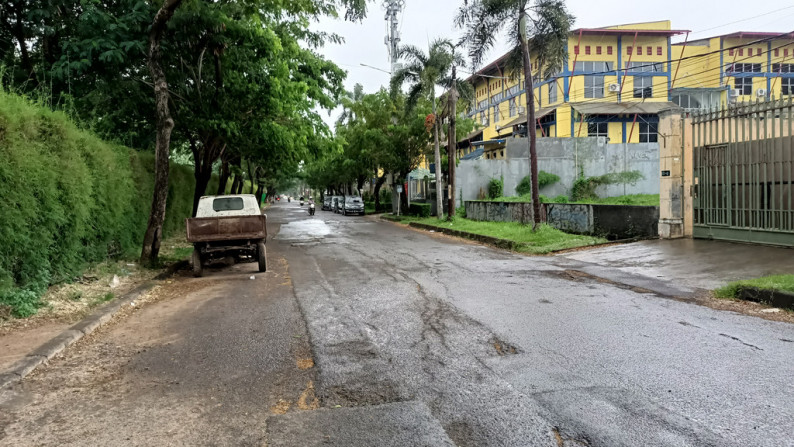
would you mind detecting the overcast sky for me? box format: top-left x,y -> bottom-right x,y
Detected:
313,0 -> 794,128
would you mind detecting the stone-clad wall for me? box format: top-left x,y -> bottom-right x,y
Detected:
465,201 -> 659,239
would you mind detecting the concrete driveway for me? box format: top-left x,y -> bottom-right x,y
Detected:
554,238 -> 794,295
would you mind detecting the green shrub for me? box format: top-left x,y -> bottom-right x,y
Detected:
516,171 -> 560,196
408,203 -> 431,217
487,177 -> 504,199
456,205 -> 467,218
0,91 -> 204,317
571,171 -> 644,201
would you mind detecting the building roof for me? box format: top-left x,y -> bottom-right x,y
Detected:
570,102 -> 682,115
677,31 -> 794,46
570,27 -> 689,37
460,147 -> 484,161
496,107 -> 557,130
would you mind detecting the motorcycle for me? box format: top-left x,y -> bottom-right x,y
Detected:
309,203 -> 315,216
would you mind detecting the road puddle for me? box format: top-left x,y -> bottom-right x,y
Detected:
276,220 -> 332,241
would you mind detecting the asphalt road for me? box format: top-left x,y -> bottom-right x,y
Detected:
2,202 -> 793,446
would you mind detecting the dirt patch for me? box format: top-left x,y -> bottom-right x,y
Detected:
297,381 -> 319,410
700,295 -> 794,324
296,358 -> 314,370
270,399 -> 292,415
492,338 -> 519,356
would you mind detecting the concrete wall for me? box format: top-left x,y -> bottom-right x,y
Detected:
465,201 -> 659,239
456,137 -> 660,205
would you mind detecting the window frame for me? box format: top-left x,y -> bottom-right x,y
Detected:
584,76 -> 605,98
587,122 -> 608,138
782,78 -> 794,96
734,77 -> 753,95
633,76 -> 653,98
548,81 -> 558,103
639,122 -> 658,143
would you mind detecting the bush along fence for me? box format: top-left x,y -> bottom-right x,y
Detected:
0,91 -> 210,317
464,201 -> 659,240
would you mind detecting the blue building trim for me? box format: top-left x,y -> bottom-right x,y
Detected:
570,108 -> 575,138
667,37 -> 672,100
719,38 -> 724,86
622,121 -> 627,143
563,55 -> 571,102
617,35 -> 622,103
768,41 -> 773,96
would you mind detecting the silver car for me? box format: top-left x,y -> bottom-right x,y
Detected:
341,196 -> 365,216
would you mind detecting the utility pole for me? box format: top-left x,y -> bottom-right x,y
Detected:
447,64 -> 458,219
383,0 -> 404,74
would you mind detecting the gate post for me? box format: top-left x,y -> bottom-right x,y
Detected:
658,110 -> 687,238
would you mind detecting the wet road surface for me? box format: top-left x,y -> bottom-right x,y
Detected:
1,202 -> 792,446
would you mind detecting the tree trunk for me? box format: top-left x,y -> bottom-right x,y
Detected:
373,175 -> 386,212
230,174 -> 240,195
216,153 -> 231,195
192,162 -> 212,217
432,99 -> 443,218
447,65 -> 458,219
236,177 -> 245,194
140,0 -> 184,266
520,16 -> 541,230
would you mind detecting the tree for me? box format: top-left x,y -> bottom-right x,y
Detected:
136,0 -> 370,264
456,0 -> 573,228
390,39 -> 455,219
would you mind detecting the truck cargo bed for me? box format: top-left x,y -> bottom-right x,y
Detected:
186,215 -> 267,243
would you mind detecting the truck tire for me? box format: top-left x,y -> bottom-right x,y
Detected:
192,249 -> 203,277
257,242 -> 267,272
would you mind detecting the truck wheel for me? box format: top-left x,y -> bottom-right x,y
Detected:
192,249 -> 203,277
257,242 -> 267,272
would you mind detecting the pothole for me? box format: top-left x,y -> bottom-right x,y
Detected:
491,337 -> 520,356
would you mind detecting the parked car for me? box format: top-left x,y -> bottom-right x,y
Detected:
341,196 -> 365,215
185,194 -> 266,277
322,196 -> 333,211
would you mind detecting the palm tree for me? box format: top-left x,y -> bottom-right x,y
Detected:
337,83 -> 365,126
391,40 -> 455,219
456,0 -> 574,229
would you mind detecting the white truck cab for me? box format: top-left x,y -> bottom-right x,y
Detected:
195,194 -> 262,218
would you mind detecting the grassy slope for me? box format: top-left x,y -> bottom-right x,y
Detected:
399,216 -> 607,254
714,275 -> 794,298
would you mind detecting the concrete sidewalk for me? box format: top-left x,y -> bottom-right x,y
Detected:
554,239 -> 794,295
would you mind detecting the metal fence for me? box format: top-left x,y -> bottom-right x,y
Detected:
692,98 -> 794,246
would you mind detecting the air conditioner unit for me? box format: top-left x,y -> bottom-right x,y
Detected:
757,88 -> 767,97
607,83 -> 620,93
730,89 -> 743,98
517,106 -> 526,114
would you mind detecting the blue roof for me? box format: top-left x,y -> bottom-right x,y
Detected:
460,147 -> 484,160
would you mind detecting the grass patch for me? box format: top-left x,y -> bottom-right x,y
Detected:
714,275 -> 794,299
399,216 -> 607,254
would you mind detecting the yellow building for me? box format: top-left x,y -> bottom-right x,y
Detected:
462,21 -> 689,159
671,31 -> 794,110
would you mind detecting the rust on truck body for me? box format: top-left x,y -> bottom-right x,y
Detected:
186,215 -> 267,243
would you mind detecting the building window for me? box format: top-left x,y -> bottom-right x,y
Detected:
735,77 -> 753,95
657,46 -> 663,56
756,48 -> 762,56
772,63 -> 794,73
775,49 -> 779,57
739,49 -> 744,56
729,49 -> 734,56
480,110 -> 489,126
574,45 -> 579,54
587,122 -> 608,138
637,46 -> 642,55
585,46 -> 591,55
607,46 -> 613,55
548,81 -> 557,103
647,46 -> 652,55
626,61 -> 664,72
639,122 -> 658,143
509,98 -> 518,117
726,63 -> 762,73
633,77 -> 653,98
787,49 -> 790,57
782,78 -> 794,96
493,105 -> 500,122
574,61 -> 613,73
584,76 -> 604,98
627,46 -> 633,55
596,46 -> 602,55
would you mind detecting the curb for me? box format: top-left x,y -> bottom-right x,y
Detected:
408,222 -> 521,250
0,281 -> 157,390
737,286 -> 794,310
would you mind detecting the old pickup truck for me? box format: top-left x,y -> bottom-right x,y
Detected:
186,194 -> 266,277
